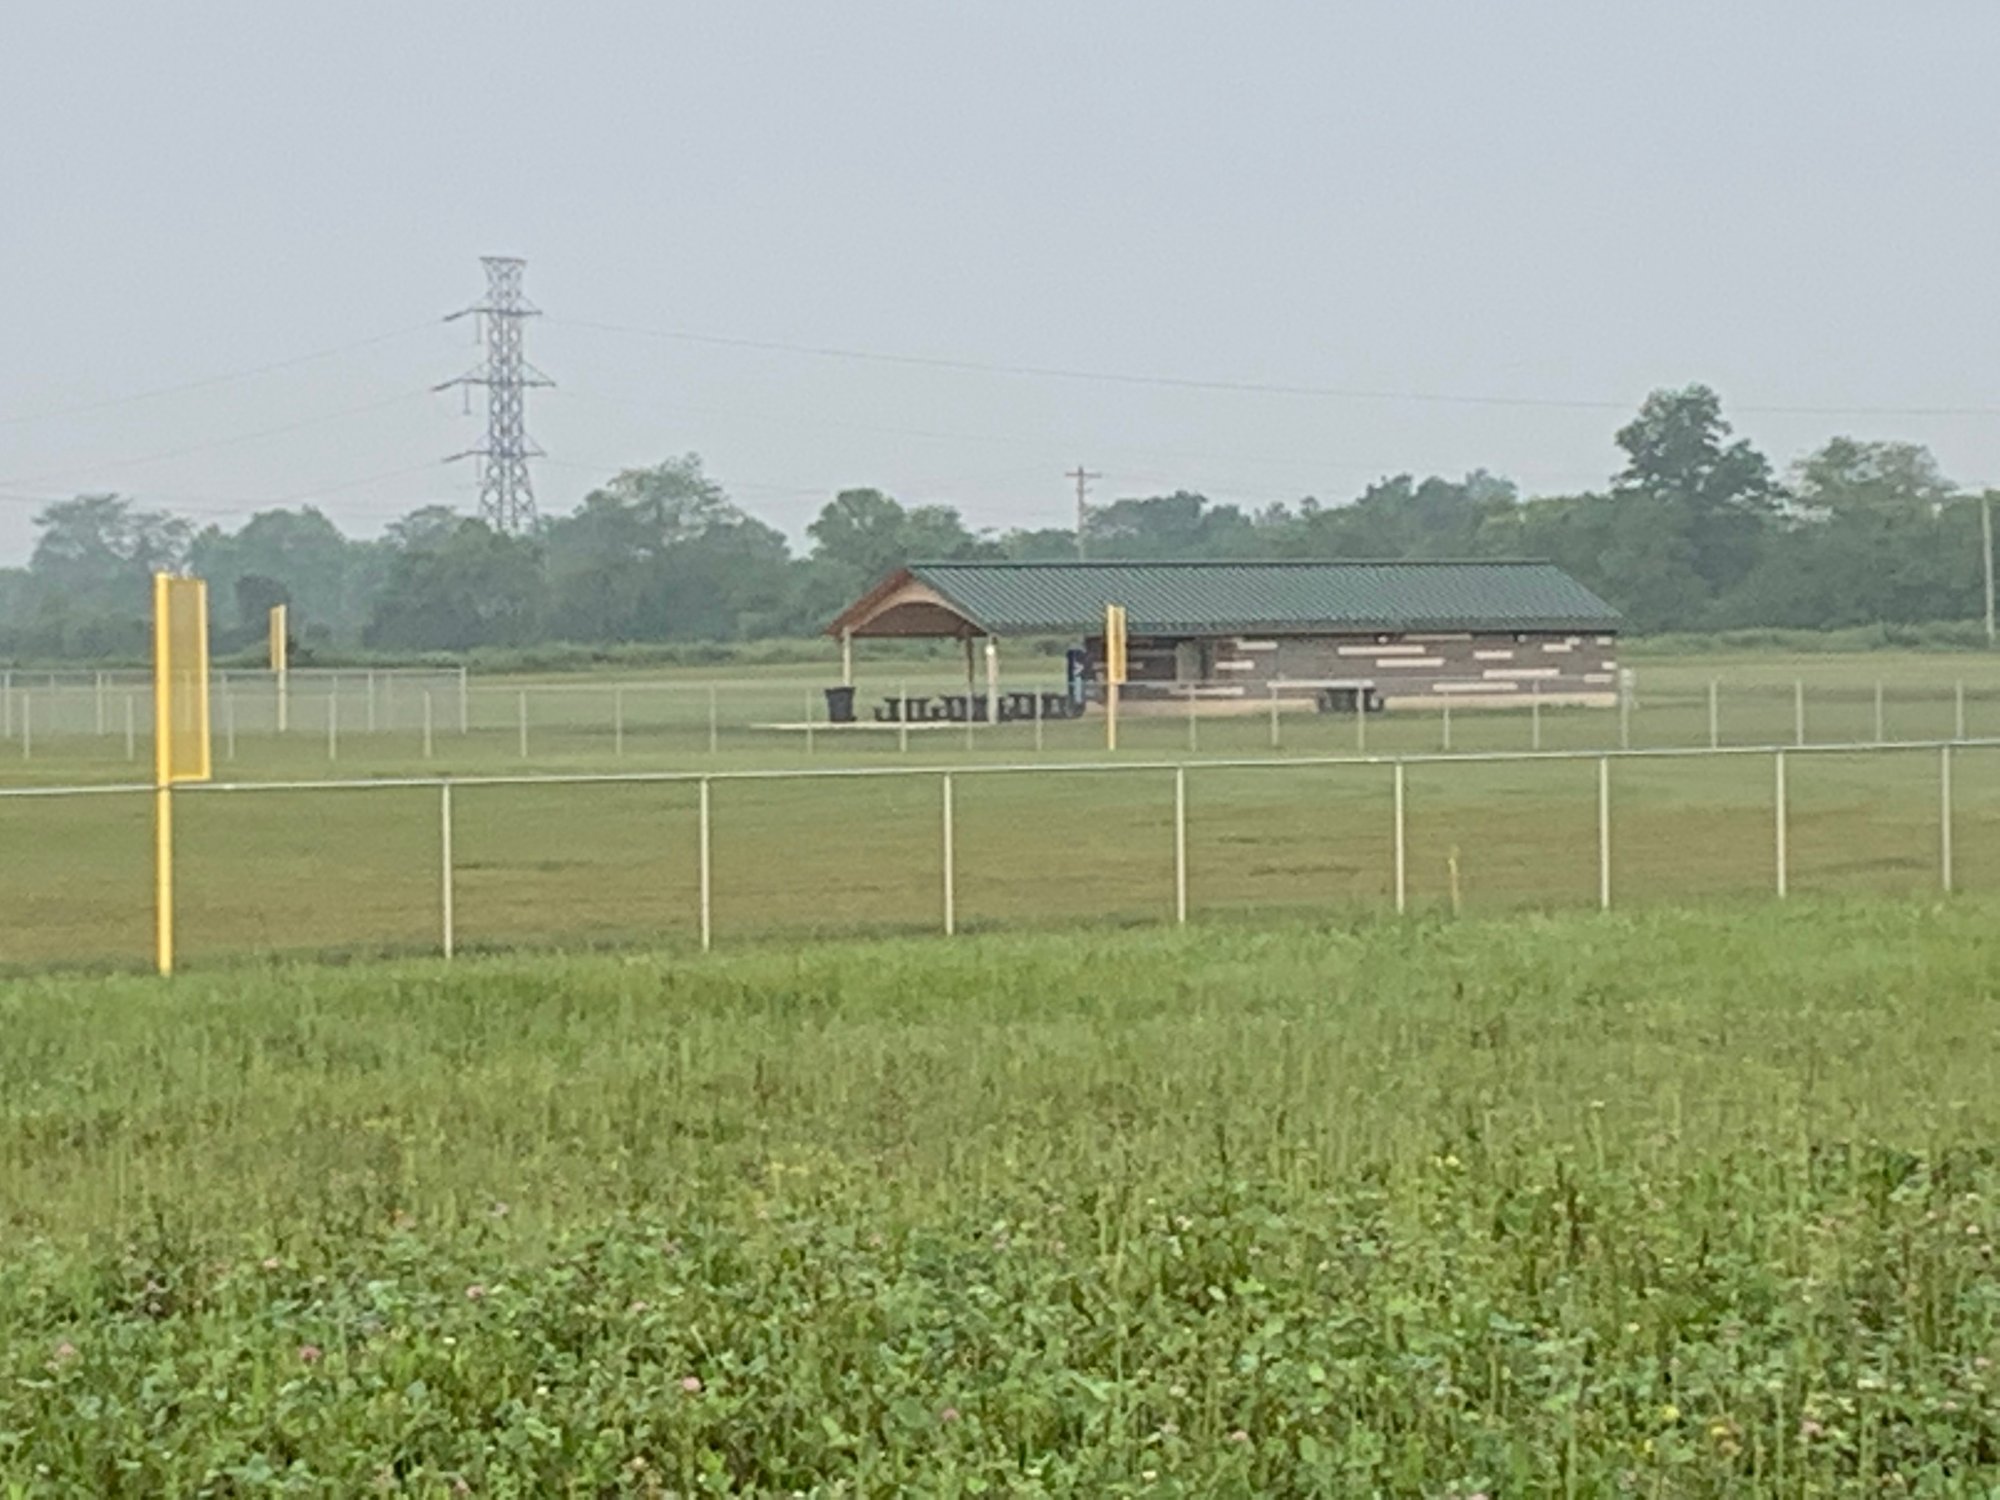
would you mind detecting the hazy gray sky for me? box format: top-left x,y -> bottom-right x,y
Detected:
3,2 -> 1997,561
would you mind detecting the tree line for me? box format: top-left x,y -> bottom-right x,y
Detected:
0,384 -> 1989,661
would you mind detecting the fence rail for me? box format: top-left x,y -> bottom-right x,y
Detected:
4,670 -> 2000,771
0,736 -> 1991,974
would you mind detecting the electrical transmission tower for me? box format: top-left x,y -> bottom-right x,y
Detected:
437,256 -> 553,533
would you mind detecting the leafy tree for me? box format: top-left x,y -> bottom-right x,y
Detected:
189,507 -> 367,643
806,489 -> 991,608
1084,491 -> 1259,559
542,455 -> 790,641
13,494 -> 190,655
29,495 -> 189,607
1732,439 -> 1973,628
364,512 -> 545,651
1272,473 -> 1517,560
1612,385 -> 1778,607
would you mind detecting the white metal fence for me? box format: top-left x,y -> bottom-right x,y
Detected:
3,668 -> 1999,767
0,736 -> 1988,973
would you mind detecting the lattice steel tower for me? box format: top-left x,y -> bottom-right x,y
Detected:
438,256 -> 553,532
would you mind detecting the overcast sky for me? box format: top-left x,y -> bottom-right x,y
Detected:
2,2 -> 1997,562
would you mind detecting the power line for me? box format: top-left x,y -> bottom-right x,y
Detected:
552,384 -> 1614,491
0,458 -> 450,518
0,390 -> 434,492
0,320 -> 437,430
554,313 -> 2000,420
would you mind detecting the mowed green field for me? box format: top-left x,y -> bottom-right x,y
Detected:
3,652 -> 1999,971
1,902 -> 1998,1492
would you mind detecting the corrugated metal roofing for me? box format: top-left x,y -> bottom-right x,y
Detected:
898,560 -> 1620,635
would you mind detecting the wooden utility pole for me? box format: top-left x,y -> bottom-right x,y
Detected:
1068,465 -> 1100,560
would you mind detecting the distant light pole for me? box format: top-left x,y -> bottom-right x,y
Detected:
1984,491 -> 1996,647
1068,465 -> 1100,560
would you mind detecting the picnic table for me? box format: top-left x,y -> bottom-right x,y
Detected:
873,691 -> 1080,724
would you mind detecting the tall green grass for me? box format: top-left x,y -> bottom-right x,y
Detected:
2,899 -> 1998,1492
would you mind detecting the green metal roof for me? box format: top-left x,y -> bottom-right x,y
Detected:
901,560 -> 1620,635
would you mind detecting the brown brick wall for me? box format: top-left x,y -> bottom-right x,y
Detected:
1084,631 -> 1620,708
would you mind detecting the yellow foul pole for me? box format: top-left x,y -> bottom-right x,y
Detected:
153,574 -> 174,976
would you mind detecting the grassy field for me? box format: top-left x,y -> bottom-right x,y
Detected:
0,900 -> 1996,1492
2,652 -> 1999,972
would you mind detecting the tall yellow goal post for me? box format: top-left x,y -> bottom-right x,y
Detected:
269,602 -> 288,733
1103,602 -> 1128,751
154,574 -> 212,975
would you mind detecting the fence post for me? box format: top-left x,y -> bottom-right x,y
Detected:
698,777 -> 712,952
327,689 -> 338,763
1441,702 -> 1452,752
95,672 -> 106,736
613,686 -> 625,759
517,690 -> 528,760
1268,683 -> 1281,750
1356,699 -> 1367,754
1708,679 -> 1719,750
707,685 -> 719,756
277,667 -> 289,735
941,772 -> 956,937
1034,687 -> 1044,753
124,692 -> 136,761
422,691 -> 435,760
1531,688 -> 1542,752
1793,680 -> 1805,747
898,680 -> 910,754
1597,755 -> 1612,910
20,693 -> 28,761
2,669 -> 11,739
439,780 -> 455,959
1618,689 -> 1631,751
804,687 -> 816,756
1942,744 -> 1955,894
366,669 -> 378,734
457,667 -> 469,736
223,683 -> 237,762
1774,749 -> 1789,899
1174,765 -> 1188,926
1393,760 -> 1407,915
1186,686 -> 1198,753
1955,680 -> 1967,742
1873,680 -> 1885,744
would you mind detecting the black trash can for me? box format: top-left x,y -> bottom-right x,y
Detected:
823,685 -> 857,724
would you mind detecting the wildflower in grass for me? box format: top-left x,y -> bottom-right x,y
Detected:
298,1344 -> 323,1365
465,1284 -> 487,1302
489,1201 -> 510,1218
628,1300 -> 649,1315
1800,1418 -> 1826,1440
261,1256 -> 281,1271
1228,1429 -> 1249,1444
680,1375 -> 703,1394
940,1407 -> 960,1424
50,1341 -> 78,1365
